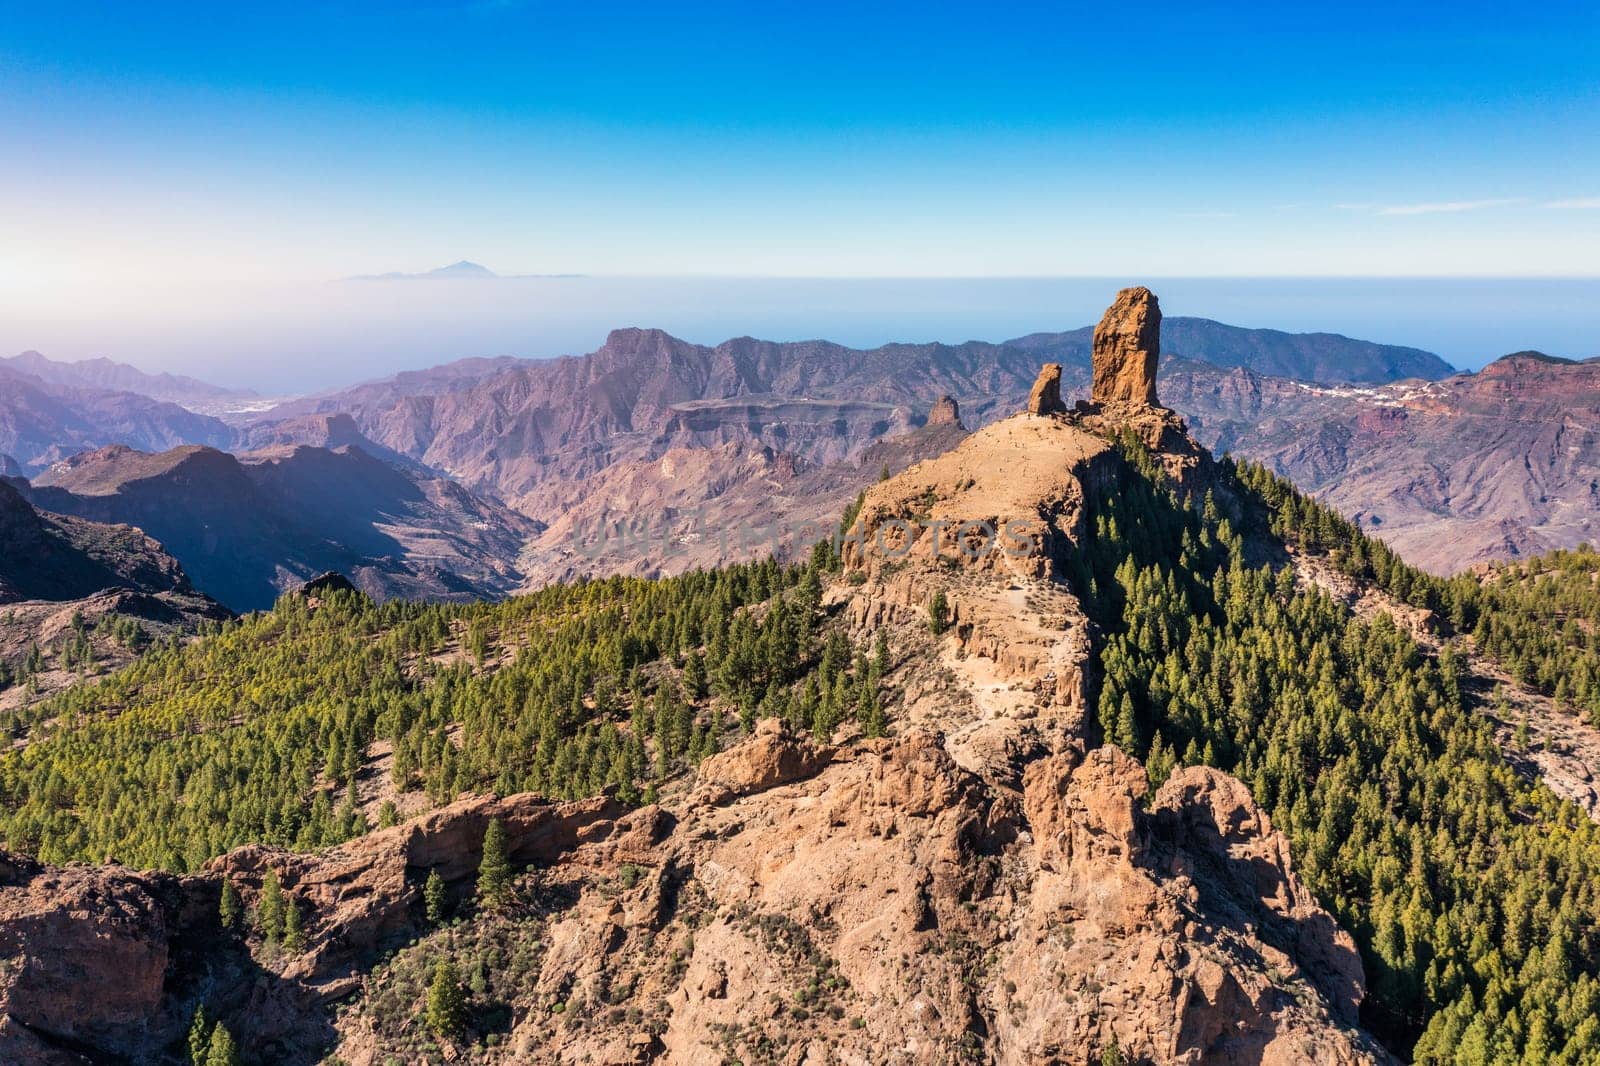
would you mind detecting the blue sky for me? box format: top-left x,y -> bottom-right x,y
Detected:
3,1 -> 1598,283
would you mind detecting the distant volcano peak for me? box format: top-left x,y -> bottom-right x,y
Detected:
348,260 -> 499,281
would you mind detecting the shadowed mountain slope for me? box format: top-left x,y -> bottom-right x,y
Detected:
22,442 -> 536,611
0,477 -> 229,708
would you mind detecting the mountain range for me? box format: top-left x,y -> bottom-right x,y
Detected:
1,350 -> 256,407
250,318 -> 1454,526
13,438 -> 535,612
1161,352 -> 1600,571
0,361 -> 235,471
3,292 -> 1599,1063
243,320 -> 1592,579
0,306 -> 1590,626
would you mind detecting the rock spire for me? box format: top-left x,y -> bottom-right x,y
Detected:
1026,364 -> 1065,416
927,394 -> 963,427
1091,286 -> 1161,408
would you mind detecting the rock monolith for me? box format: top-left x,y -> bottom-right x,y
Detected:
1026,363 -> 1065,415
1091,286 -> 1162,408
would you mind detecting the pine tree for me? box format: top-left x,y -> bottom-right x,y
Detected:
1114,692 -> 1139,751
425,868 -> 448,925
205,1022 -> 241,1066
257,868 -> 284,945
281,895 -> 305,954
425,959 -> 467,1037
860,691 -> 887,739
1099,1036 -> 1126,1066
476,817 -> 512,909
218,878 -> 241,930
187,1004 -> 211,1065
682,650 -> 707,700
928,590 -> 949,636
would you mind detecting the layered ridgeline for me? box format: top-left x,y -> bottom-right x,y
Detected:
0,359 -> 235,471
11,317 -> 1598,595
249,319 -> 1452,565
15,435 -> 536,612
1161,353 -> 1600,572
3,291 -> 1600,1065
0,477 -> 228,710
246,314 -> 1600,581
2,350 -> 256,410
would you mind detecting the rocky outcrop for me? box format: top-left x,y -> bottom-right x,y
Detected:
996,748 -> 1378,1064
841,409 -> 1111,581
693,717 -> 833,802
1151,767 -> 1365,1025
927,393 -> 963,427
1026,363 -> 1065,415
207,792 -> 627,986
0,724 -> 1392,1066
1091,285 -> 1162,409
292,570 -> 361,605
0,854 -> 178,1062
1053,288 -> 1202,475
0,793 -> 629,1064
823,393 -> 1382,1061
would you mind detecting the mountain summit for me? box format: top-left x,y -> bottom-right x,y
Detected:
348,260 -> 498,281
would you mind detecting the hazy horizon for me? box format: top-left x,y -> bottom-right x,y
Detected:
5,5 -> 1597,284
2,275 -> 1597,394
4,3 -> 1595,392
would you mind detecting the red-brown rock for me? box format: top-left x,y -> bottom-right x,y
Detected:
1026,363 -> 1065,415
1091,286 -> 1162,408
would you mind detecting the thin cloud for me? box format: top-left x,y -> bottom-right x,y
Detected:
1545,197 -> 1600,209
1377,198 -> 1524,216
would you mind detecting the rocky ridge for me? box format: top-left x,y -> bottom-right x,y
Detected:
0,291 -> 1390,1064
